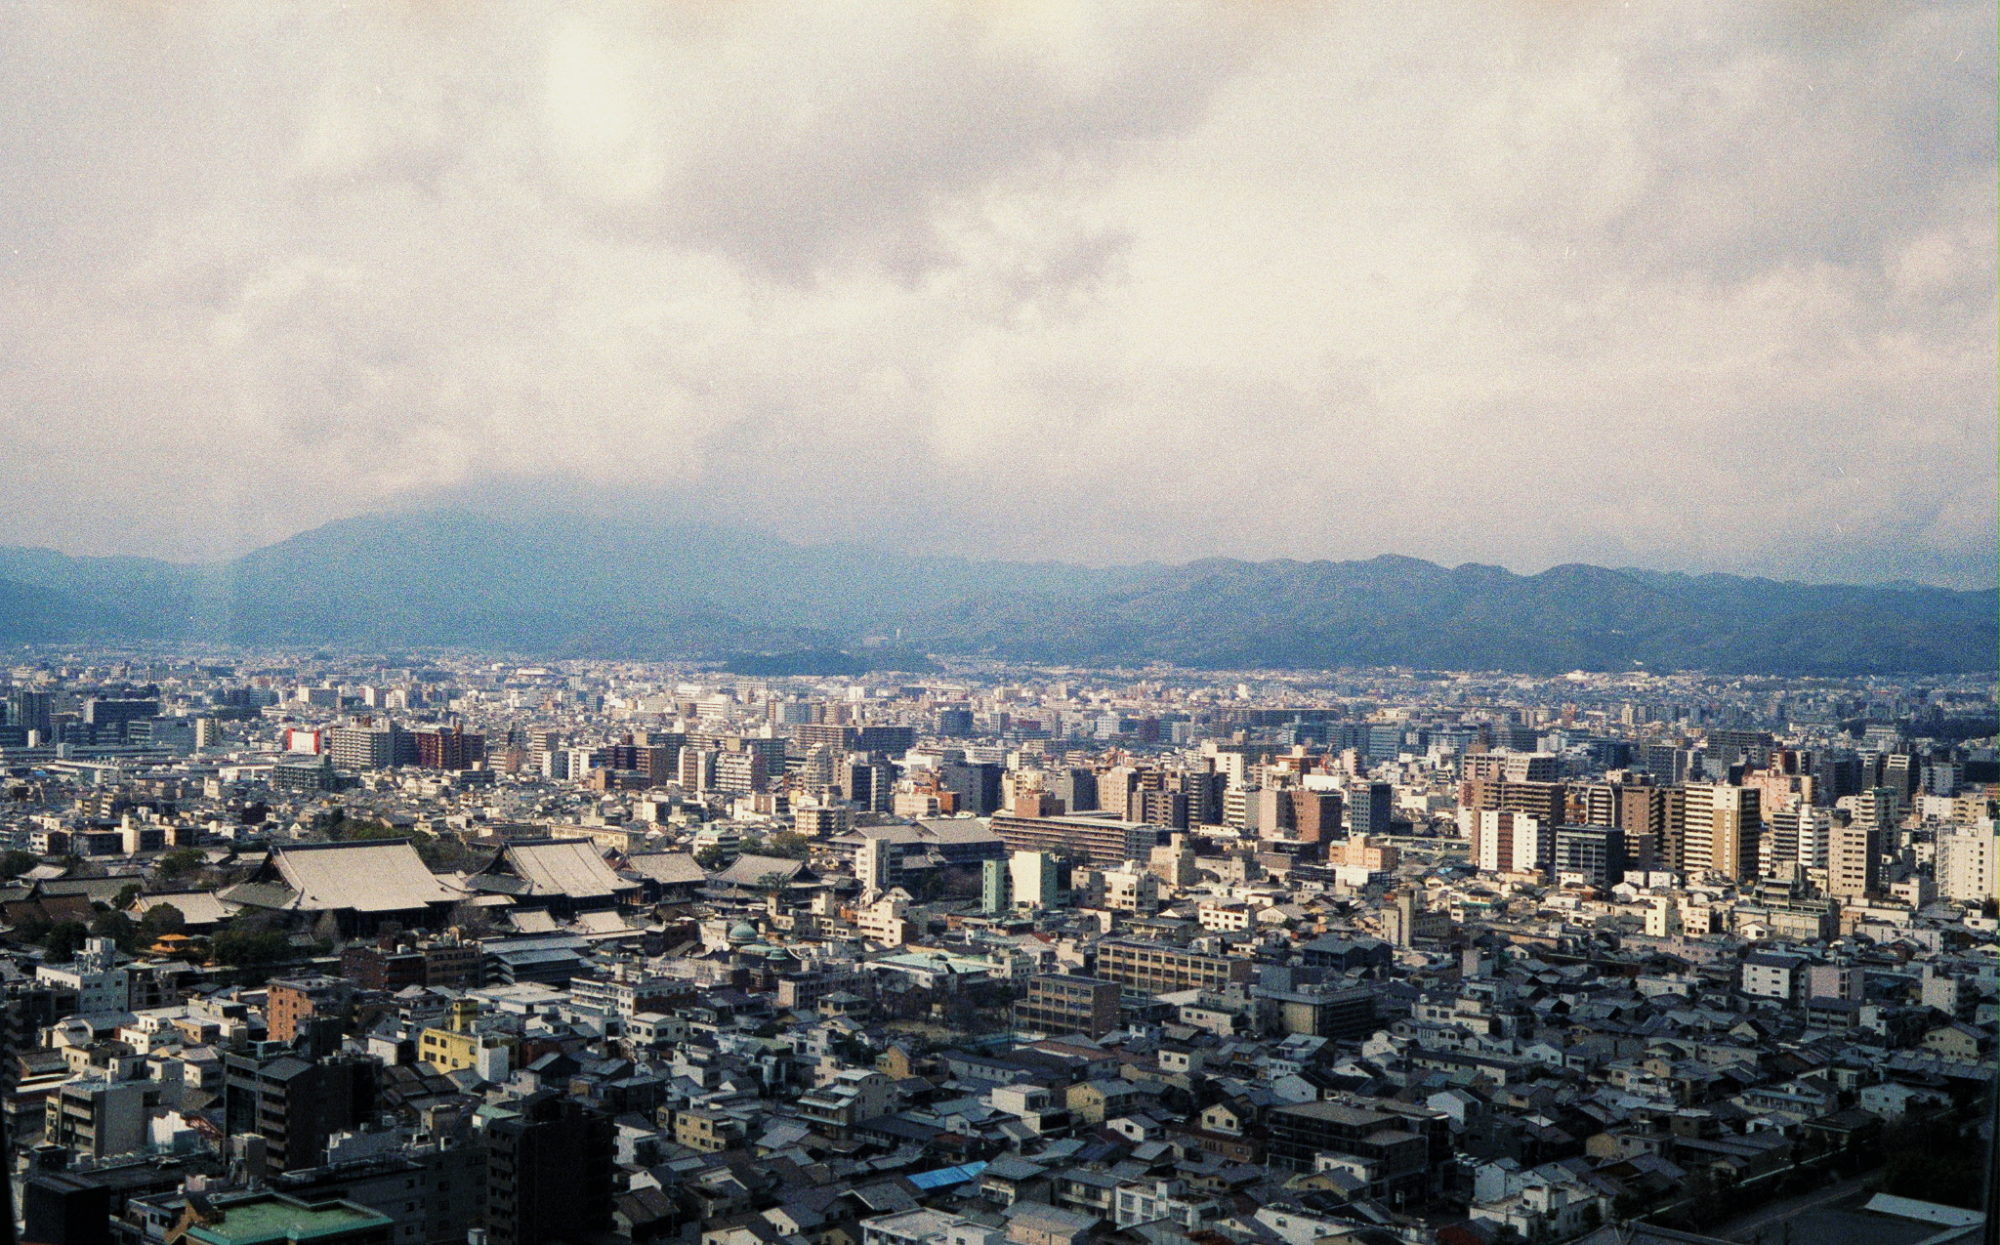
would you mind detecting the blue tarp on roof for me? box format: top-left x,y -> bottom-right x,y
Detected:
906,1161 -> 989,1190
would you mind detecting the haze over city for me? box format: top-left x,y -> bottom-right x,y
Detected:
1,2 -> 1994,587
0,5 -> 1997,1245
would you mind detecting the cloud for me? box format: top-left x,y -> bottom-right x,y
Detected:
0,1 -> 1991,588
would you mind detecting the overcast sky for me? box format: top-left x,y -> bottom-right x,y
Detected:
1,2 -> 1993,586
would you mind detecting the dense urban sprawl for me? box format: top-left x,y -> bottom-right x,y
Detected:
0,654 -> 1993,1245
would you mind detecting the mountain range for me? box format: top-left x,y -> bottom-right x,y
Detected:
0,510 -> 1989,676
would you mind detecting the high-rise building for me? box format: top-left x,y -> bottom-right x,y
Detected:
1552,825 -> 1627,888
1289,789 -> 1344,851
1937,826 -> 1998,904
1048,768 -> 1099,814
264,976 -> 355,1045
794,801 -> 853,840
1461,751 -> 1559,783
939,761 -> 1003,816
1826,821 -> 1884,901
1173,768 -> 1227,827
1128,788 -> 1189,830
325,724 -> 414,771
841,758 -> 894,813
711,749 -> 768,796
1837,786 -> 1899,833
1705,729 -> 1774,770
1007,850 -> 1067,910
853,725 -> 916,755
1459,778 -> 1564,830
1347,781 -> 1393,837
1467,810 -> 1546,875
1679,784 -> 1760,882
413,725 -> 486,771
223,1047 -> 378,1172
678,747 -> 717,792
980,857 -> 1011,914
7,688 -> 53,738
481,1093 -> 615,1245
81,697 -> 160,740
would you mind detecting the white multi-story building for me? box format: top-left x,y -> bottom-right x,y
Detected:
1740,950 -> 1807,1001
37,937 -> 129,1015
1937,824 -> 1997,904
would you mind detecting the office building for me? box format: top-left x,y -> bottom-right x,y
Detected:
412,726 -> 485,771
1013,974 -> 1121,1038
1290,788 -> 1344,850
1095,938 -> 1254,993
1467,810 -> 1547,876
1265,1099 -> 1451,1201
940,761 -> 1004,815
7,688 -> 53,738
1346,781 -> 1393,837
325,724 -> 414,771
82,697 -> 160,740
481,1092 -> 614,1245
45,1075 -> 161,1160
1826,821 -> 1884,901
1552,825 -> 1627,887
1937,826 -> 1998,904
223,1047 -> 378,1172
1679,783 -> 1760,882
1007,850 -> 1067,911
989,813 -> 1160,867
1047,768 -> 1099,814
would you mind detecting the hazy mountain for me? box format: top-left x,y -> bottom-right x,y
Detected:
0,511 -> 1989,675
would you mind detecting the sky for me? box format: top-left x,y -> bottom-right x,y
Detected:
0,2 -> 1993,588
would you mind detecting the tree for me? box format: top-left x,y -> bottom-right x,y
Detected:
414,832 -> 482,874
138,902 -> 186,942
43,920 -> 91,962
694,845 -> 727,871
113,883 -> 142,912
0,849 -> 37,879
764,831 -> 812,860
1881,1116 -> 1983,1209
11,909 -> 53,948
156,848 -> 206,881
209,927 -> 293,969
91,909 -> 139,952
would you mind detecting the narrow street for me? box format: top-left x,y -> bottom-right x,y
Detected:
1712,1172 -> 1881,1244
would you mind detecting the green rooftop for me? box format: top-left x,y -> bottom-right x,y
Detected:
185,1194 -> 392,1245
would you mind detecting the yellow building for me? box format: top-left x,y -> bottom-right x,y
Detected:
419,997 -> 498,1074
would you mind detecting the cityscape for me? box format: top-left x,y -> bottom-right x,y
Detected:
1,3 -> 1994,1245
0,652 -> 1989,1245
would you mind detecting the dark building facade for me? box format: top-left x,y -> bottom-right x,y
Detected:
481,1093 -> 615,1245
223,1047 -> 378,1173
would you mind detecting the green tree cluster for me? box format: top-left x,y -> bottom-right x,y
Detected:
156,848 -> 207,881
138,902 -> 187,943
209,927 -> 294,968
1881,1117 -> 1982,1209
762,831 -> 812,860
